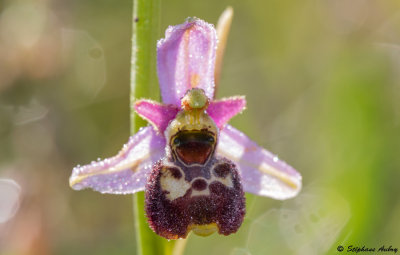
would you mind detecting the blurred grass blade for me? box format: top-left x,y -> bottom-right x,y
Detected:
214,6 -> 233,97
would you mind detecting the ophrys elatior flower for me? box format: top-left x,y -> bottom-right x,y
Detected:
69,18 -> 302,240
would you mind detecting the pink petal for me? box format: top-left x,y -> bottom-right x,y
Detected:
135,100 -> 180,133
157,18 -> 217,106
217,125 -> 302,200
69,127 -> 166,194
207,96 -> 246,129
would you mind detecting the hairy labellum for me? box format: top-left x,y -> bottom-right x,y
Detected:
145,156 -> 245,239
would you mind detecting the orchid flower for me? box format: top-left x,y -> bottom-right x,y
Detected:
69,18 -> 301,240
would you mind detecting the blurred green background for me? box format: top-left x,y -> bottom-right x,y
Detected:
1,0 -> 400,254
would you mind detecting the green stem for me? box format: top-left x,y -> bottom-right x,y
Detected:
130,0 -> 160,115
130,0 -> 164,255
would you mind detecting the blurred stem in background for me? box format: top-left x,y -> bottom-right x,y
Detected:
130,0 -> 183,254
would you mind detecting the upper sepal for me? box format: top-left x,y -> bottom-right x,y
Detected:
157,18 -> 217,106
69,127 -> 166,194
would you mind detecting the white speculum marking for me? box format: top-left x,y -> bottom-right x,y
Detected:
159,164 -> 234,201
159,167 -> 190,201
